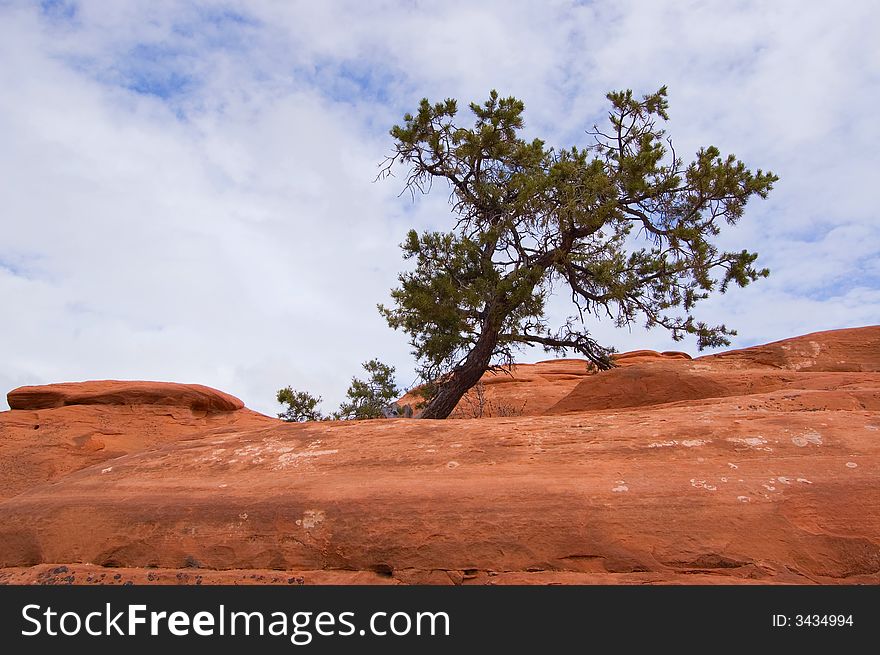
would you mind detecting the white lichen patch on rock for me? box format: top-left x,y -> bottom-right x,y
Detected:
647,438 -> 710,449
791,430 -> 823,447
296,509 -> 325,530
195,448 -> 227,464
273,449 -> 339,470
230,440 -> 300,465
727,436 -> 772,452
781,340 -> 822,370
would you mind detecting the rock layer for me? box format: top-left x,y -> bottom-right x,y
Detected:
0,327 -> 878,584
8,380 -> 245,412
0,384 -> 271,500
401,351 -> 693,418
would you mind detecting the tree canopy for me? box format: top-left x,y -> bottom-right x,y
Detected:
334,358 -> 400,420
277,387 -> 324,422
277,359 -> 401,422
379,86 -> 777,419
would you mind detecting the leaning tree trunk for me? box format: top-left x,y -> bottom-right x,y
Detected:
419,326 -> 499,419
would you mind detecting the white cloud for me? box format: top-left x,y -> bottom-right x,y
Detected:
1,0 -> 878,415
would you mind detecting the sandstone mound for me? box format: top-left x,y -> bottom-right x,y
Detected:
1,399 -> 877,583
1,327 -> 878,585
402,352 -> 695,418
701,325 -> 880,371
549,364 -> 729,412
8,380 -> 244,412
548,326 -> 880,414
400,359 -> 595,417
549,366 -> 880,414
612,349 -> 692,364
0,382 -> 271,500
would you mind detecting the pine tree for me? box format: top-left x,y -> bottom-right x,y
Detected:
276,387 -> 323,422
334,359 -> 400,420
379,87 -> 777,419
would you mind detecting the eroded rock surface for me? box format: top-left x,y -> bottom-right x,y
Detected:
8,380 -> 244,412
0,382 -> 270,500
1,327 -> 877,584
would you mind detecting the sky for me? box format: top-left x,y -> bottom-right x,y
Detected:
1,0 -> 879,416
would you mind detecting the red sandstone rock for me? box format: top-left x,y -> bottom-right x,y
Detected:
0,385 -> 272,500
549,326 -> 880,414
612,349 -> 692,364
0,564 -> 397,586
399,352 -> 694,418
0,563 -> 791,585
399,359 -> 594,417
548,365 -> 880,414
701,325 -> 880,372
1,398 -> 877,582
7,380 -> 245,412
0,327 -> 877,585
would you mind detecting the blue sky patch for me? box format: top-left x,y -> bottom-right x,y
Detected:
305,59 -> 400,108
39,0 -> 76,21
118,43 -> 195,100
0,252 -> 44,280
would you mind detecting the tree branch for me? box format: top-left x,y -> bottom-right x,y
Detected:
500,332 -> 614,369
